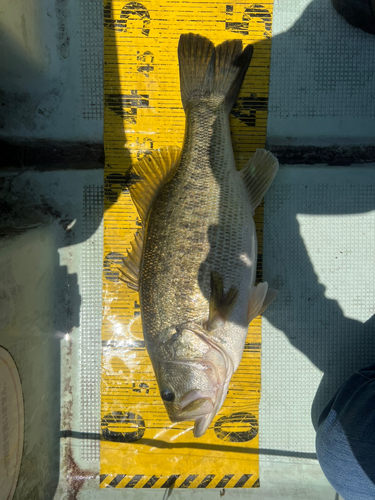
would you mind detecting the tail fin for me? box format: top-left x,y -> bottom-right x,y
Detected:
178,34 -> 214,110
178,33 -> 253,112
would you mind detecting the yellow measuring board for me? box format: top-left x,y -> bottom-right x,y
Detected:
101,0 -> 273,489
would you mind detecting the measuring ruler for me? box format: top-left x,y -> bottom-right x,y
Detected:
101,0 -> 273,489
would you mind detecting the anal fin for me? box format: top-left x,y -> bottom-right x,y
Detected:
260,288 -> 278,314
247,282 -> 278,324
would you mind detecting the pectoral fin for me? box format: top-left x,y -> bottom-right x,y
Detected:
240,149 -> 279,212
130,147 -> 181,223
247,282 -> 278,324
207,271 -> 238,330
118,229 -> 144,291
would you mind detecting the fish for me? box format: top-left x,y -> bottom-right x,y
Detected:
119,33 -> 279,437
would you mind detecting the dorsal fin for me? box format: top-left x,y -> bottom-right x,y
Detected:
129,148 -> 181,223
118,229 -> 144,291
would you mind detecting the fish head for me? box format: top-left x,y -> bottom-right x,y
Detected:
154,322 -> 234,437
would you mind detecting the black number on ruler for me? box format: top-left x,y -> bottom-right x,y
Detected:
105,91 -> 149,123
214,412 -> 258,442
103,2 -> 117,30
103,252 -> 126,282
104,171 -> 140,202
225,4 -> 271,38
230,93 -> 268,127
104,2 -> 151,36
136,137 -> 154,160
137,51 -> 154,77
133,300 -> 141,317
101,411 -> 146,442
132,382 -> 149,394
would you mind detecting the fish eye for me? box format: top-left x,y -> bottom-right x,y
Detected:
161,389 -> 175,402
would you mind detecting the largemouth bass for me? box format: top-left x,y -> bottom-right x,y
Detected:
120,33 -> 278,437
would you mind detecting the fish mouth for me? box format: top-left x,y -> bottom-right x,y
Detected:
167,365 -> 217,422
180,388 -> 214,410
173,396 -> 215,422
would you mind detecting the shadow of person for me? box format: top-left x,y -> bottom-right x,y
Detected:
262,175 -> 375,429
258,0 -> 375,433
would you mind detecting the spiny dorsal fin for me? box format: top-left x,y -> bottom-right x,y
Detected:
240,149 -> 279,212
118,229 -> 144,291
129,148 -> 181,224
207,271 -> 238,330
